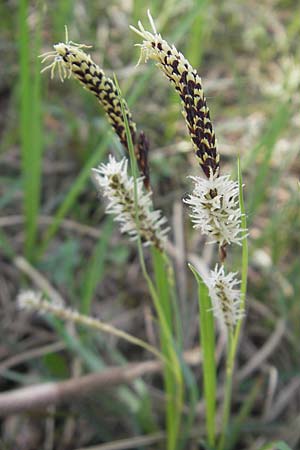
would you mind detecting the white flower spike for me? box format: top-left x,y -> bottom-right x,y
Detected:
207,265 -> 244,331
92,155 -> 169,250
17,290 -> 64,312
184,173 -> 245,246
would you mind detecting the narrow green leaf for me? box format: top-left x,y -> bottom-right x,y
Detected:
259,441 -> 293,450
39,135 -> 110,255
245,102 -> 291,218
189,263 -> 216,447
227,378 -> 262,450
115,74 -> 184,450
19,0 -> 43,259
80,217 -> 113,315
233,158 -> 248,351
152,247 -> 183,450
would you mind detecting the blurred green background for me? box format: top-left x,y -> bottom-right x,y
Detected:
0,0 -> 299,449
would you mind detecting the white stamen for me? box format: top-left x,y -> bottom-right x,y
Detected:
183,174 -> 245,246
92,155 -> 169,248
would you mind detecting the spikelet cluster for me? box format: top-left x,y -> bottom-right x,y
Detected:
131,11 -> 219,179
17,290 -> 102,332
40,30 -> 136,150
18,290 -> 63,313
92,155 -> 169,250
18,290 -> 96,334
183,174 -> 244,247
207,265 -> 243,331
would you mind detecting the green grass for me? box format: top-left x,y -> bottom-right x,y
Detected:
1,1 -> 299,449
117,74 -> 184,450
189,264 -> 217,448
19,0 -> 43,260
80,217 -> 113,315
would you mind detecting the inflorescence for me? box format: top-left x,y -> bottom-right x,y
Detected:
131,11 -> 246,327
92,155 -> 169,250
38,16 -> 246,331
207,265 -> 243,331
40,28 -> 136,150
131,11 -> 219,179
131,12 -> 245,250
183,174 -> 244,247
40,27 -> 152,189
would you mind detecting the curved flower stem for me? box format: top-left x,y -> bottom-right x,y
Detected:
218,331 -> 234,450
152,247 -> 184,450
116,76 -> 183,450
18,294 -> 164,363
232,158 -> 249,351
218,159 -> 248,450
189,264 -> 216,448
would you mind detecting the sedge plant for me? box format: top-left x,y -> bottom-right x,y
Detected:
37,27 -> 184,450
19,11 -> 255,450
131,11 -> 248,450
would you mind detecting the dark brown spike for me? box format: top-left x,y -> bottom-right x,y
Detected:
136,131 -> 151,190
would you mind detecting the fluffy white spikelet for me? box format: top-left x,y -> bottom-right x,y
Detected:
39,26 -> 92,82
17,290 -> 64,313
207,265 -> 243,331
130,10 -> 220,179
92,155 -> 169,249
183,174 -> 244,246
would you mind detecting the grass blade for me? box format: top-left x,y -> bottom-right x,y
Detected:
259,442 -> 293,450
39,134 -> 110,255
245,102 -> 291,219
80,217 -> 113,315
19,0 -> 43,259
152,247 -> 183,450
233,157 -> 248,353
189,263 -> 216,447
115,74 -> 184,450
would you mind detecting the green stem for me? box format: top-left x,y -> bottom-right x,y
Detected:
189,264 -> 216,447
152,247 -> 183,450
218,331 -> 234,450
116,76 -> 183,450
218,159 -> 248,450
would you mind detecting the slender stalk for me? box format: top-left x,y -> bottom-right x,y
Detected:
19,0 -> 42,259
218,159 -> 248,450
152,247 -> 184,450
39,135 -> 110,256
116,75 -> 183,450
80,217 -> 113,315
233,158 -> 248,350
189,264 -> 216,447
218,331 -> 234,450
19,295 -> 164,362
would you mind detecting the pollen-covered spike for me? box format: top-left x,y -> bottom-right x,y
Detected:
92,155 -> 168,250
40,30 -> 154,186
183,174 -> 245,247
207,265 -> 244,332
136,131 -> 151,190
131,11 -> 220,178
40,37 -> 137,149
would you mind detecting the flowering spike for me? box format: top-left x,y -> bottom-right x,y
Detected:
183,174 -> 245,247
207,265 -> 244,331
136,131 -> 150,191
130,11 -> 220,178
40,34 -> 136,150
18,290 -> 64,312
92,155 -> 169,250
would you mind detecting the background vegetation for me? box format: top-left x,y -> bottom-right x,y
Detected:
0,0 -> 299,449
